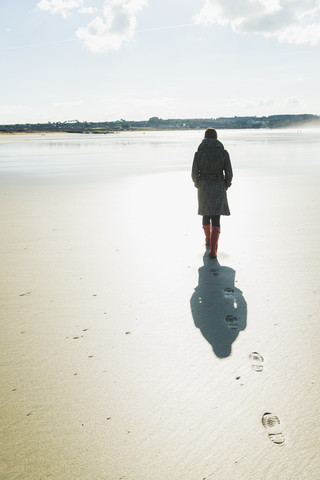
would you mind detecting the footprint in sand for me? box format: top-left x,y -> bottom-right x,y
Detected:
262,412 -> 286,445
225,315 -> 239,330
249,352 -> 264,372
210,267 -> 220,277
224,287 -> 234,296
235,352 -> 264,381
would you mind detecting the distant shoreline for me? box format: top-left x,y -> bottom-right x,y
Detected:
1,114 -> 319,135
0,131 -> 69,135
0,127 -> 317,137
0,126 -> 318,136
0,126 -> 316,138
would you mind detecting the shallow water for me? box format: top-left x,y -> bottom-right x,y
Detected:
0,128 -> 319,177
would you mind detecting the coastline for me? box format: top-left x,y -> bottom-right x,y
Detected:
1,113 -> 319,136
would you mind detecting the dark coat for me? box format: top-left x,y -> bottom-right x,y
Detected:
191,138 -> 233,216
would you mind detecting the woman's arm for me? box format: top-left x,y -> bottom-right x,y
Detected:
191,153 -> 200,188
224,150 -> 233,189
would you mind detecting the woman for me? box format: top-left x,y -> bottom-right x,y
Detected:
191,128 -> 233,258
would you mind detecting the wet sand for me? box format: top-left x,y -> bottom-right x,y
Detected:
1,135 -> 320,479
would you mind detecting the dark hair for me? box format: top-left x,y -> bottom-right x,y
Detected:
204,128 -> 217,139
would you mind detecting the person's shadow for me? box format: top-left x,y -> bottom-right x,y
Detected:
190,255 -> 247,358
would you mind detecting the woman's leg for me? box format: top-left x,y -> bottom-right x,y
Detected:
210,215 -> 220,227
202,215 -> 211,226
209,216 -> 221,258
202,216 -> 211,245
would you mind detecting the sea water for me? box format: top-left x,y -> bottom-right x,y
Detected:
0,128 -> 319,177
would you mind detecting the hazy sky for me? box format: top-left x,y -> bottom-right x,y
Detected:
1,0 -> 320,124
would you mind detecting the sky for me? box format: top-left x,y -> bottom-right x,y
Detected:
1,0 -> 320,124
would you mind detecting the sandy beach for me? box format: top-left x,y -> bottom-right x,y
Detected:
1,131 -> 320,480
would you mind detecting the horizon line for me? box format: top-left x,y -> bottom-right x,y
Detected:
1,113 -> 319,127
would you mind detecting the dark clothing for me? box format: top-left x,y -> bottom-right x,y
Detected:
202,215 -> 220,227
192,138 -> 233,216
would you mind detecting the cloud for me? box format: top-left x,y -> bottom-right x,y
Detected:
195,0 -> 320,46
206,96 -> 306,117
79,6 -> 98,14
76,0 -> 148,52
0,105 -> 29,124
0,105 -> 27,115
100,91 -> 174,119
259,98 -> 275,107
286,96 -> 301,107
53,100 -> 83,108
36,0 -> 84,18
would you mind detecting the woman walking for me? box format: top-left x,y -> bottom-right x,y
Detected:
191,128 -> 233,258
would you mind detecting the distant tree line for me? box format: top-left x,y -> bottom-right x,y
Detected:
1,114 -> 319,134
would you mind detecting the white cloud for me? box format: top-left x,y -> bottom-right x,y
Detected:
76,0 -> 148,52
0,105 -> 27,115
53,100 -> 83,108
101,92 -> 174,119
195,0 -> 320,46
203,96 -> 306,117
259,98 -> 275,107
0,105 -> 29,124
79,6 -> 98,14
277,22 -> 320,45
36,0 -> 84,18
286,96 -> 301,107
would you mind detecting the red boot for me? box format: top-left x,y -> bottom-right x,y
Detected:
209,227 -> 220,258
202,225 -> 211,246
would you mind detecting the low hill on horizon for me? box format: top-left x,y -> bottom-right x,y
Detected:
1,114 -> 320,134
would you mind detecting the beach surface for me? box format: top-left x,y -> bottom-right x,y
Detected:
1,131 -> 319,480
